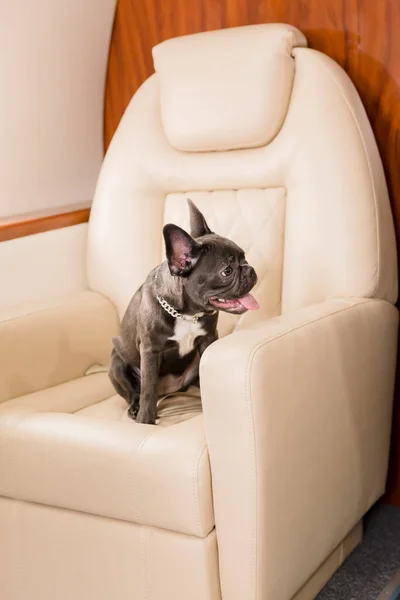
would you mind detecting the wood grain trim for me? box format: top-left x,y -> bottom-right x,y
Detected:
0,208 -> 90,243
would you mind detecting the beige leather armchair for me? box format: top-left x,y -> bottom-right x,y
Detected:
0,24 -> 398,600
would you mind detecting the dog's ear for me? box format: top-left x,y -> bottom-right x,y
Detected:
163,224 -> 203,277
187,198 -> 213,238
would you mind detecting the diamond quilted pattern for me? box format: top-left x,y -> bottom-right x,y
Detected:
164,189 -> 286,337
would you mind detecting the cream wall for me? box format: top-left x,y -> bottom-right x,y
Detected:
0,0 -> 117,219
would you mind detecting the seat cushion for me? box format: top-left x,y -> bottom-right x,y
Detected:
0,374 -> 213,538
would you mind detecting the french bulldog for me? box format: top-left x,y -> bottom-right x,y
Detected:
108,199 -> 259,424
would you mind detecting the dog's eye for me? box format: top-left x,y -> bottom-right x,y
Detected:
221,266 -> 233,277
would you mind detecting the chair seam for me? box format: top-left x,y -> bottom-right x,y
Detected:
16,500 -> 26,600
1,413 -> 29,498
194,444 -> 209,537
140,526 -> 149,600
245,337 -> 258,600
0,290 -> 102,325
249,298 -> 372,352
131,428 -> 159,526
242,298 -> 373,600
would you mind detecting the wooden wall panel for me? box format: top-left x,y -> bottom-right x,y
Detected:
104,0 -> 362,148
0,208 -> 90,243
356,0 -> 400,506
104,0 -> 400,504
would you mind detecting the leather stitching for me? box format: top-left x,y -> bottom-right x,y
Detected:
249,299 -> 370,353
194,445 -> 209,537
145,528 -> 154,600
1,412 -> 29,498
244,337 -> 258,600
278,188 -> 288,313
235,190 -> 286,331
244,298 -> 371,600
131,428 -> 159,525
140,526 -> 148,600
16,500 -> 26,599
0,291 -> 101,325
202,298 -> 372,600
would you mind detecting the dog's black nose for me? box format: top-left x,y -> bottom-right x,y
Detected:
242,265 -> 258,287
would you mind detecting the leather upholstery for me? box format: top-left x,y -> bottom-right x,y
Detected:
1,23 -> 398,600
0,498 -> 221,600
0,291 -> 119,402
87,42 -> 397,319
201,298 -> 398,600
292,522 -> 362,600
152,24 -> 307,151
0,410 -> 213,536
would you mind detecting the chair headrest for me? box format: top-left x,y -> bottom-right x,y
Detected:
152,24 -> 307,152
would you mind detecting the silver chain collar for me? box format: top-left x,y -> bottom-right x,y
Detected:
156,294 -> 199,323
154,271 -> 199,324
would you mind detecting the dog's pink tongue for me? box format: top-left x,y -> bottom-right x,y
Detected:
238,294 -> 260,311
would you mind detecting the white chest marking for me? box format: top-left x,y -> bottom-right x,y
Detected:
169,318 -> 206,357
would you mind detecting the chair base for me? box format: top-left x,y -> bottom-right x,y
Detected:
0,496 -> 221,600
292,520 -> 363,600
0,492 -> 363,600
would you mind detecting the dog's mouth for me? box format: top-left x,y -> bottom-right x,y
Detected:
209,293 -> 260,314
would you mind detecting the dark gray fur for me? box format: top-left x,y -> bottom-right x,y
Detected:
108,199 -> 257,424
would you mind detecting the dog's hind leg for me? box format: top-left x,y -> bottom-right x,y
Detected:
108,348 -> 141,419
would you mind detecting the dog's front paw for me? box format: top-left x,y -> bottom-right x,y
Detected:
135,409 -> 156,425
127,405 -> 138,420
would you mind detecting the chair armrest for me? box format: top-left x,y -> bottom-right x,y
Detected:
0,291 -> 119,402
0,410 -> 213,537
200,298 -> 398,600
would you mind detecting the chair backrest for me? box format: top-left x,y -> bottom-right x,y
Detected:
87,24 -> 398,337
